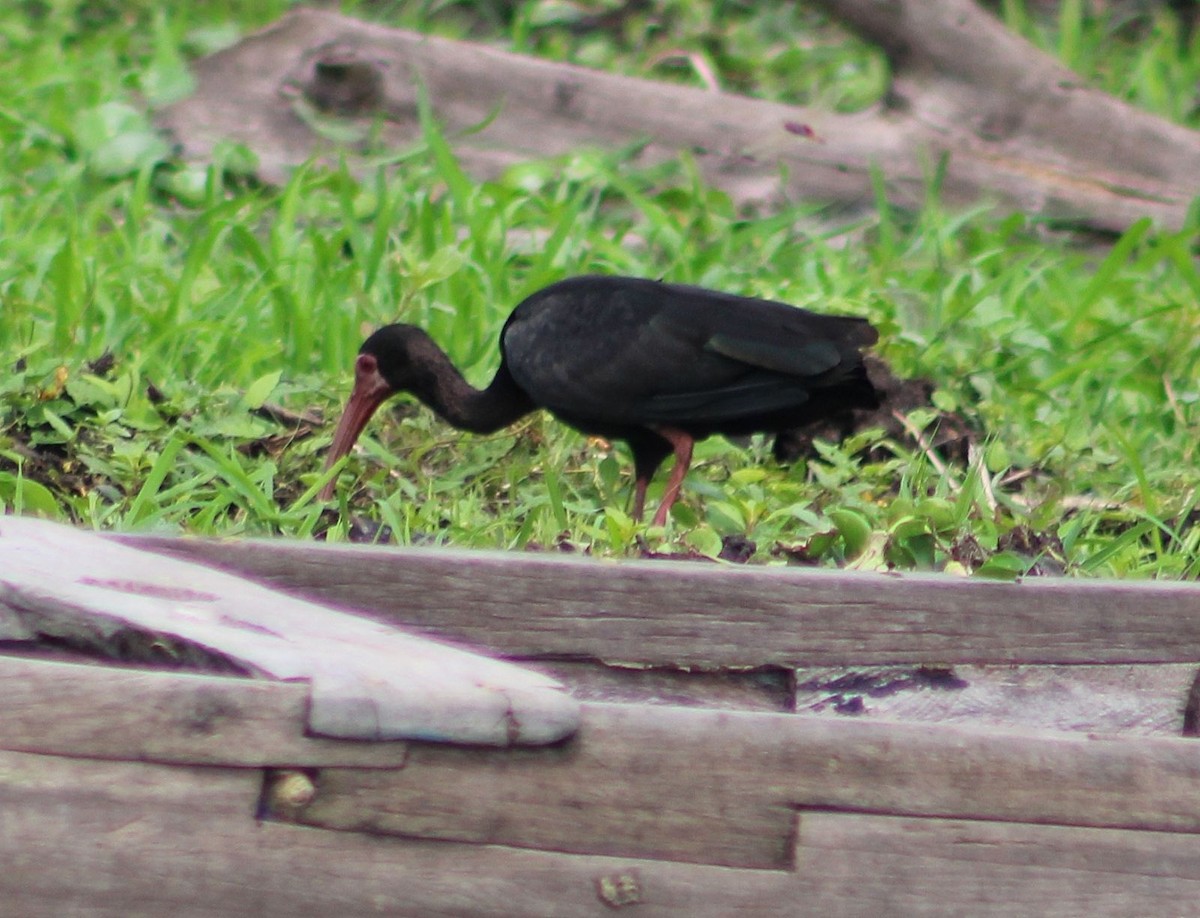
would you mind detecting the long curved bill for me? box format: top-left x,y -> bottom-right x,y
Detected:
319,354 -> 394,500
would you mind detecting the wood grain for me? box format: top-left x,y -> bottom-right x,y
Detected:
4,740 -> 1200,913
792,662 -> 1196,735
121,535 -> 1200,667
0,654 -> 409,767
1,517 -> 579,745
541,660 -> 793,711
0,748 -> 796,917
794,812 -> 1200,914
288,702 -> 1200,869
0,745 -> 262,816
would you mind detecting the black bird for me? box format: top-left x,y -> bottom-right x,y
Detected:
320,275 -> 879,525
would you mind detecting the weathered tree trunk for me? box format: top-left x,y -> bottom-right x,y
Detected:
160,1 -> 1200,231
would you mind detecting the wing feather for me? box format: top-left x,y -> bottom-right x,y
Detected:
501,276 -> 874,432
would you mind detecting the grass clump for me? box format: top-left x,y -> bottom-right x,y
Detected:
0,0 -> 1198,579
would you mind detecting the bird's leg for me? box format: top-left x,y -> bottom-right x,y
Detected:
632,477 -> 650,522
651,426 -> 695,526
628,432 -> 672,523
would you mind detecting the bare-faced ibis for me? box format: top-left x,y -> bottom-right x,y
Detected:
321,275 -> 879,525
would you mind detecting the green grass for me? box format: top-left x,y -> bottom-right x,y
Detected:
0,0 -> 1198,577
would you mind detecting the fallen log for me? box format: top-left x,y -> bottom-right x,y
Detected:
159,3 -> 1200,231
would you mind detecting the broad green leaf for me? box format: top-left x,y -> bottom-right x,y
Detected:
242,370 -> 283,410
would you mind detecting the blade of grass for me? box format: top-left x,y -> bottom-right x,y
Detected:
126,430 -> 186,525
189,435 -> 280,522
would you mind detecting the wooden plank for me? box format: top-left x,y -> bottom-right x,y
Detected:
0,654 -> 408,767
0,747 -> 261,842
290,703 -> 798,869
1,517 -> 578,745
285,703 -> 1200,870
546,659 -> 1193,732
797,811 -> 1200,881
5,746 -> 1197,915
119,535 -> 1200,667
0,748 -> 797,917
542,660 -> 792,711
793,812 -> 1200,915
793,663 -> 1196,735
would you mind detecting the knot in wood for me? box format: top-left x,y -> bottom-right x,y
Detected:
305,50 -> 385,116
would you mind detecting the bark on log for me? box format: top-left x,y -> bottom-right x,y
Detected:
159,2 -> 1200,232
815,0 -> 1200,228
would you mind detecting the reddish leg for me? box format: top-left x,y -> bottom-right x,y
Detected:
651,427 -> 694,526
632,476 -> 650,522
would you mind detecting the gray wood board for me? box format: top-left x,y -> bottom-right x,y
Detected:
0,517 -> 578,745
0,654 -> 409,767
5,747 -> 1200,916
119,535 -> 1200,667
0,747 -> 794,917
793,812 -> 1200,915
287,702 -> 1200,870
532,660 -> 1193,736
540,660 -> 794,712
792,662 -> 1195,735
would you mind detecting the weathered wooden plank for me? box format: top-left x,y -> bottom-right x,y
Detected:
0,748 -> 796,917
794,813 -> 1200,914
543,660 -> 793,711
291,703 -> 797,869
285,703 -> 1200,870
793,663 -> 1196,735
119,535 -> 1200,667
482,658 -> 1196,734
4,748 -> 1200,914
0,747 -> 261,836
0,654 -> 409,767
1,517 -> 578,745
798,811 -> 1200,881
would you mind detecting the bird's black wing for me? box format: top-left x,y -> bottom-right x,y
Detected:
501,276 -> 876,432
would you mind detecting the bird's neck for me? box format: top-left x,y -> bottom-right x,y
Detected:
418,360 -> 534,434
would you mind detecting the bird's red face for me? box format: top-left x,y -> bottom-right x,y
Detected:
319,352 -> 395,500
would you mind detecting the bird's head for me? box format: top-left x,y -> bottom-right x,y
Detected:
359,324 -> 446,392
319,324 -> 433,500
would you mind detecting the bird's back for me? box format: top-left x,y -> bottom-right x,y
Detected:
501,275 -> 878,439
